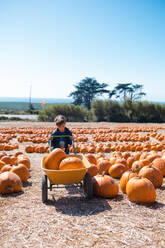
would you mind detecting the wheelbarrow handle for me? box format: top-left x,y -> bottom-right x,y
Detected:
48,135 -> 76,154
72,139 -> 77,155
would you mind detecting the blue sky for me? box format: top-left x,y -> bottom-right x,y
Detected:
0,0 -> 165,101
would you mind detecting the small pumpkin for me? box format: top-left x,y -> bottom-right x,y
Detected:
17,155 -> 31,170
87,164 -> 98,177
97,158 -> 111,174
1,164 -> 12,173
132,160 -> 145,173
109,163 -> 126,178
14,151 -> 23,157
0,160 -> 5,170
127,156 -> 135,169
1,155 -> 11,164
85,154 -> 97,165
0,152 -> 7,159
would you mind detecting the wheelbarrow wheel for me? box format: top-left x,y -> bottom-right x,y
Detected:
42,174 -> 48,203
83,172 -> 93,199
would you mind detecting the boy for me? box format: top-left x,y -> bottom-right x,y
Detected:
49,115 -> 72,154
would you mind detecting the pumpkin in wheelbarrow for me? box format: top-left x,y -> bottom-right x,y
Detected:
59,157 -> 85,170
44,148 -> 66,170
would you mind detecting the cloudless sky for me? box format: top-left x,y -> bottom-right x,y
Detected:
0,0 -> 165,101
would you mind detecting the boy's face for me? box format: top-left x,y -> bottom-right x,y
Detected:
57,123 -> 66,132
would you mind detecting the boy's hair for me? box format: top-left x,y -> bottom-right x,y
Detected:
54,115 -> 66,126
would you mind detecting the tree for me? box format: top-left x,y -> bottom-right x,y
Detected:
113,83 -> 132,101
112,83 -> 146,102
128,84 -> 146,101
109,89 -> 116,99
69,77 -> 109,109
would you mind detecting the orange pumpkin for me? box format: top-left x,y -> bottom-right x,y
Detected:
25,145 -> 34,153
146,154 -> 160,163
132,160 -> 145,173
87,164 -> 98,177
93,174 -> 119,198
97,158 -> 111,174
139,165 -> 163,188
133,152 -> 142,161
126,176 -> 156,203
0,171 -> 22,194
14,151 -> 23,157
59,156 -> 85,170
1,155 -> 11,164
0,152 -> 7,159
0,160 -> 5,170
152,158 -> 165,176
44,148 -> 66,170
17,155 -> 31,170
85,154 -> 97,165
127,156 -> 135,169
1,164 -> 12,173
11,164 -> 30,182
120,170 -> 137,193
122,152 -> 131,160
109,163 -> 126,178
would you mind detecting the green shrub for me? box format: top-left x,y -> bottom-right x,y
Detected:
38,104 -> 89,122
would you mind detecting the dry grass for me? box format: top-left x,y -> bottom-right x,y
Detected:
0,122 -> 165,248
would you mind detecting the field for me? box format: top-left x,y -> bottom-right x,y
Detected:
0,121 -> 165,248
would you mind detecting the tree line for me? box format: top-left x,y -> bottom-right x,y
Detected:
38,77 -> 165,123
69,77 -> 146,109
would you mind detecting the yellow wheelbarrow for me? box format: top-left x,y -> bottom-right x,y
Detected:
41,137 -> 93,203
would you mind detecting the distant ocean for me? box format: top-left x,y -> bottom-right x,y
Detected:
0,97 -> 73,104
0,97 -> 164,105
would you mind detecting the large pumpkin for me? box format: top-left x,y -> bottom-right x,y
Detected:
11,164 -> 30,182
59,156 -> 85,170
138,165 -> 163,188
0,171 -> 22,194
93,174 -> 119,198
120,170 -> 137,193
126,176 -> 156,203
44,148 -> 66,170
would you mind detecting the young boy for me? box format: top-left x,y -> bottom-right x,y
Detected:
49,115 -> 72,154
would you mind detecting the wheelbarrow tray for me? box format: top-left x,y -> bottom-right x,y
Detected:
41,154 -> 91,185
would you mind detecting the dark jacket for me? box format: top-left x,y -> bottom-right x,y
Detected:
50,127 -> 72,154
